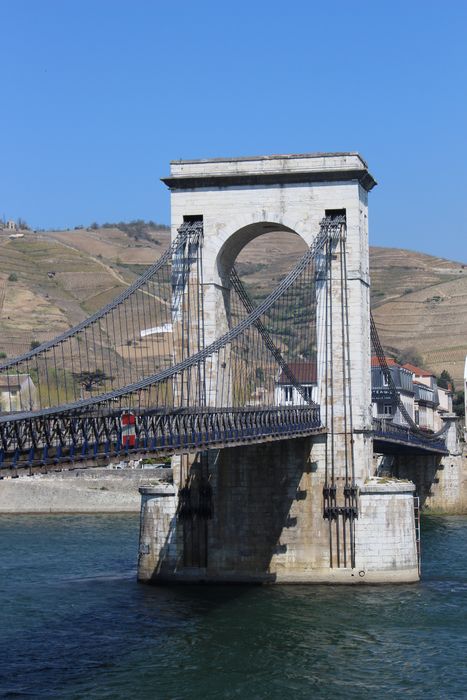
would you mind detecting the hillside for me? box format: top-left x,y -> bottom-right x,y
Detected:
0,225 -> 466,387
236,237 -> 467,386
370,247 -> 467,386
0,224 -> 169,358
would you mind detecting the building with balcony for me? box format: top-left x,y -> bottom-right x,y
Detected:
413,381 -> 437,431
402,363 -> 454,432
372,358 -> 454,433
371,357 -> 414,426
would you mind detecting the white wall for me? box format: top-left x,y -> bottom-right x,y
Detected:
274,384 -> 318,406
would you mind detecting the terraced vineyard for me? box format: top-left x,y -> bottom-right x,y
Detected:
370,247 -> 467,386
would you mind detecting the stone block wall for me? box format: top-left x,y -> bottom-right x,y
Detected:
138,485 -> 178,581
393,451 -> 467,514
0,467 -> 170,513
138,440 -> 420,585
355,480 -> 419,583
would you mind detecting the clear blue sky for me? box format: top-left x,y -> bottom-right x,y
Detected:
1,0 -> 466,261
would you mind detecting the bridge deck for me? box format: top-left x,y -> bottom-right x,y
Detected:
0,406 -> 324,473
372,420 -> 448,456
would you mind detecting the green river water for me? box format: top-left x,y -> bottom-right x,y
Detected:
0,513 -> 466,699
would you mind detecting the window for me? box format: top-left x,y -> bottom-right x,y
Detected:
325,208 -> 346,221
284,386 -> 293,402
303,386 -> 313,401
383,404 -> 393,415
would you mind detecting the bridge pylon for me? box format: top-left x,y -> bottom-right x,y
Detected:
136,153 -> 420,584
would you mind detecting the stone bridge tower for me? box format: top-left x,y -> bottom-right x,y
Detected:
138,153 -> 420,584
164,152 -> 375,473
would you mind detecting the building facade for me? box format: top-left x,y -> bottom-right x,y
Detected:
274,361 -> 318,406
371,357 -> 414,426
372,358 -> 453,433
0,374 -> 37,412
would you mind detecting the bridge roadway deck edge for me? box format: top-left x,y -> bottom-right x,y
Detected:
0,425 -> 327,477
373,435 -> 448,456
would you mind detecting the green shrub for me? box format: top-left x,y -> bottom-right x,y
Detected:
8,272 -> 18,282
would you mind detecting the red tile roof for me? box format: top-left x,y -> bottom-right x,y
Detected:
402,363 -> 435,377
277,361 -> 317,384
371,356 -> 399,368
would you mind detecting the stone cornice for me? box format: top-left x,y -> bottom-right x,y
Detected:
162,152 -> 377,192
162,168 -> 377,192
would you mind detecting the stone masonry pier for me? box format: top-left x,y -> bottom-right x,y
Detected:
138,153 -> 420,585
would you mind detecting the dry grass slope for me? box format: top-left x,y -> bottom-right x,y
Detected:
371,247 -> 467,386
0,227 -> 465,387
0,225 -> 169,358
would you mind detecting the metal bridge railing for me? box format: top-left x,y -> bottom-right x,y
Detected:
0,405 -> 322,470
372,417 -> 447,453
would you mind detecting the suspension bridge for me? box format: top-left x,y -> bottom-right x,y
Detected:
0,153 -> 456,584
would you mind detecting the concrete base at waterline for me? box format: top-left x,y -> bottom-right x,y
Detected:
354,480 -> 419,583
137,478 -> 420,586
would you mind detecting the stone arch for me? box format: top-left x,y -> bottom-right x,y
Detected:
216,221 -> 305,286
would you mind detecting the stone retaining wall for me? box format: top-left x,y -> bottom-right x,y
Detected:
0,468 -> 171,513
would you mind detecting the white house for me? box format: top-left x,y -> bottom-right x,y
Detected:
275,361 -> 317,406
0,374 -> 37,412
402,363 -> 445,432
371,358 -> 458,434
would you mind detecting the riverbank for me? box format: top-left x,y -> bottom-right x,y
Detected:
1,463 -> 465,514
0,467 -> 171,513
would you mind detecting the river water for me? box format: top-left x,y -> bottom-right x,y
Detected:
0,514 -> 465,699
